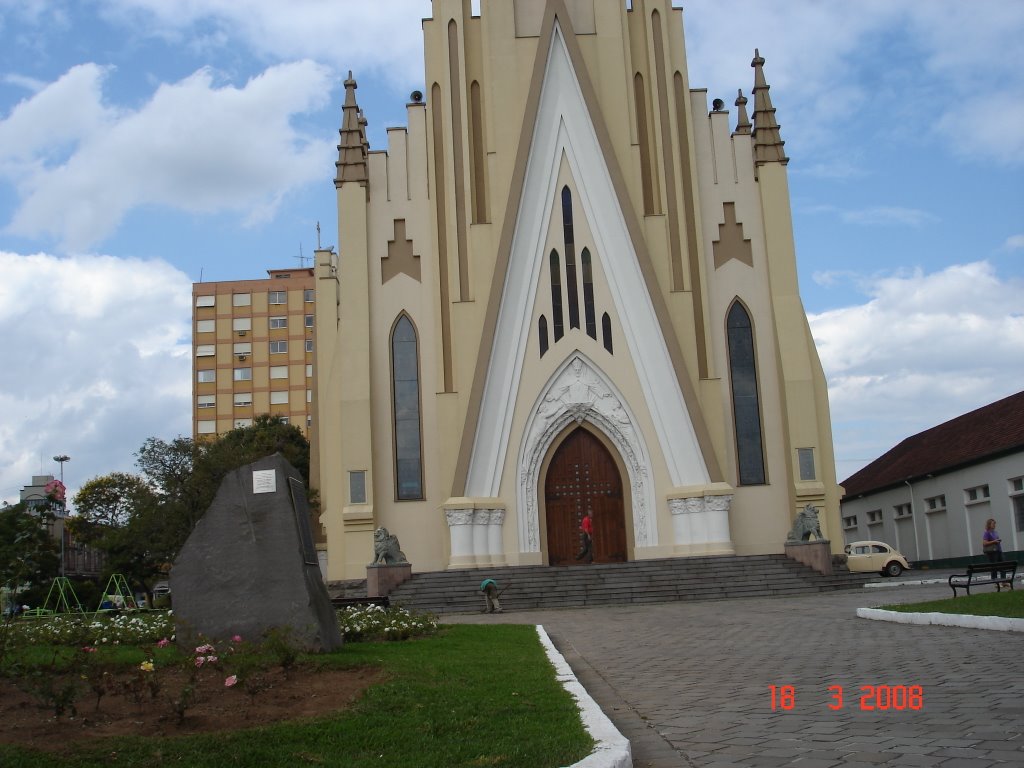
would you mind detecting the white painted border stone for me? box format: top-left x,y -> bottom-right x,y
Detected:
856,607 -> 1024,632
536,625 -> 632,768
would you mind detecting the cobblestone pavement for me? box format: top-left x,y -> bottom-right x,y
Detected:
444,580 -> 1024,767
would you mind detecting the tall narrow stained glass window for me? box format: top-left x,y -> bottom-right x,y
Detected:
538,316 -> 549,357
561,187 -> 580,330
391,315 -> 424,499
726,302 -> 765,485
601,312 -> 613,353
581,248 -> 597,338
550,250 -> 564,341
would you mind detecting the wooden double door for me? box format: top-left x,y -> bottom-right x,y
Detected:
544,427 -> 627,565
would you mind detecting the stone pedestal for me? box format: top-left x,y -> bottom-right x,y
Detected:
784,540 -> 833,575
367,563 -> 412,598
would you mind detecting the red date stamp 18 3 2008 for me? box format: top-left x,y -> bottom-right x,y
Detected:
769,685 -> 924,712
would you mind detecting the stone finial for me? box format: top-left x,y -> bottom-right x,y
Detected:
734,89 -> 751,135
750,50 -> 788,165
336,70 -> 369,186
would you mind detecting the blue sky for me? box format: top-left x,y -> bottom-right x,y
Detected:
1,0 -> 1022,505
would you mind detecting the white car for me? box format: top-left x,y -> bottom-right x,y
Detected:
844,541 -> 911,577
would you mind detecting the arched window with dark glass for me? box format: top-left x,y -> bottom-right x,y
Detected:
601,312 -> 613,354
726,301 -> 765,485
549,250 -> 564,341
561,186 -> 580,330
538,316 -> 549,357
391,314 -> 424,499
581,248 -> 596,339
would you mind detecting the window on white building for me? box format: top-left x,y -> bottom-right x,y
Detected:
197,369 -> 215,383
270,391 -> 289,405
197,420 -> 216,434
233,342 -> 252,354
269,316 -> 287,329
350,471 -> 367,504
894,503 -> 912,518
195,295 -> 215,307
305,314 -> 314,328
925,495 -> 946,513
305,339 -> 313,353
270,366 -> 288,379
233,393 -> 252,406
196,319 -> 215,333
306,364 -> 313,377
269,291 -> 287,304
867,509 -> 882,525
197,394 -> 215,409
304,289 -> 314,302
196,344 -> 215,357
964,484 -> 990,504
842,515 -> 857,529
232,293 -> 251,307
232,317 -> 252,332
269,340 -> 287,354
233,368 -> 252,381
234,418 -> 253,428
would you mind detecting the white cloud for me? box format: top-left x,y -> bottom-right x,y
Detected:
1002,235 -> 1024,251
808,261 -> 1024,479
104,0 -> 432,88
1,60 -> 335,250
0,250 -> 192,506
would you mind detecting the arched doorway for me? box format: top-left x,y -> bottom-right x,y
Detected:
544,427 -> 627,565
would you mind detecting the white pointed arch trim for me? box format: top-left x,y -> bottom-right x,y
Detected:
517,352 -> 656,553
465,20 -> 709,498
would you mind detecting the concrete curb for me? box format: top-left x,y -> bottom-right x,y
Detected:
864,573 -> 1020,589
856,607 -> 1024,632
536,625 -> 632,768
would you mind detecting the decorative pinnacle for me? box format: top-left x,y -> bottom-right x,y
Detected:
336,70 -> 368,186
734,89 -> 751,135
750,49 -> 788,165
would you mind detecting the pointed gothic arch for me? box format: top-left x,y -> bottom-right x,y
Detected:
390,313 -> 424,499
518,353 -> 655,555
725,300 -> 766,486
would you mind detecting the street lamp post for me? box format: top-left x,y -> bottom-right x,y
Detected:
53,455 -> 70,578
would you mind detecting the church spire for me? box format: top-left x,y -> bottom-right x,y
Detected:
335,71 -> 368,187
733,89 -> 751,135
750,50 -> 788,165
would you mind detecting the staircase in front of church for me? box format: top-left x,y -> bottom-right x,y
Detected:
381,554 -> 873,615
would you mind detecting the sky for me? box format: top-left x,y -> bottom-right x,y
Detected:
1,0 -> 1022,507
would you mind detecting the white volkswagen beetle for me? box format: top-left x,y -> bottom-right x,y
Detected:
844,541 -> 911,577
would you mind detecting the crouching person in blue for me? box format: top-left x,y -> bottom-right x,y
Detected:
479,578 -> 504,614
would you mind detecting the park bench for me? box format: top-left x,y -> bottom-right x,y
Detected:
948,561 -> 1017,597
330,595 -> 390,609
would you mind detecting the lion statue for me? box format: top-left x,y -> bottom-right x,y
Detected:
371,527 -> 408,565
786,504 -> 824,543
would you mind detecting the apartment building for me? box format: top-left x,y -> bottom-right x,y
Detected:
192,268 -> 316,440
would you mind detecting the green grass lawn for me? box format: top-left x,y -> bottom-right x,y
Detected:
0,624 -> 593,768
882,588 -> 1024,618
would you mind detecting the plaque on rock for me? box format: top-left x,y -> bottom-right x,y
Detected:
170,453 -> 342,652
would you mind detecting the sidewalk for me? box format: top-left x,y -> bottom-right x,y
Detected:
445,580 -> 1024,767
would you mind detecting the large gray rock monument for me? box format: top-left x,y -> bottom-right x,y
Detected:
170,453 -> 342,651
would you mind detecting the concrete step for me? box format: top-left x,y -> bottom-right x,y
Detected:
383,554 -> 872,614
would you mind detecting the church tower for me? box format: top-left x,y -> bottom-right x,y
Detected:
314,0 -> 841,580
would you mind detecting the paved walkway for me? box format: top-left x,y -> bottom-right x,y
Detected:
444,579 -> 1024,767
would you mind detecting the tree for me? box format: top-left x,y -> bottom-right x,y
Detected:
70,473 -> 157,546
0,503 -> 59,595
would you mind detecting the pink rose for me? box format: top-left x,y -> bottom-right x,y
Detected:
224,675 -> 238,688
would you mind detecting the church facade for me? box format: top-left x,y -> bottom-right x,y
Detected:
312,0 -> 842,581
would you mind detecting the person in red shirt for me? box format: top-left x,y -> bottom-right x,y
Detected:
576,511 -> 594,563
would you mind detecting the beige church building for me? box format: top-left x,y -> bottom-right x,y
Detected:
312,0 -> 841,581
